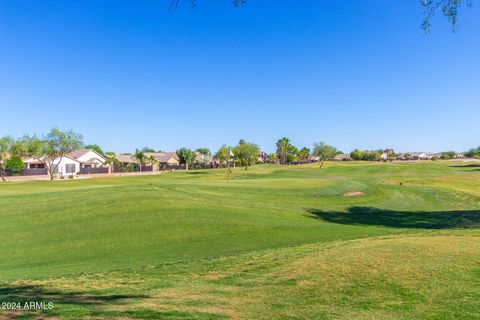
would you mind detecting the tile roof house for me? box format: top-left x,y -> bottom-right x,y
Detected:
334,153 -> 352,161
68,149 -> 106,168
23,149 -> 107,176
116,154 -> 138,165
144,152 -> 180,167
397,152 -> 434,160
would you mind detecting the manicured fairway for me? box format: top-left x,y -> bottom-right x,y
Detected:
0,161 -> 479,319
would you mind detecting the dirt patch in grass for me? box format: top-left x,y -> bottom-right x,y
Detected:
344,191 -> 365,197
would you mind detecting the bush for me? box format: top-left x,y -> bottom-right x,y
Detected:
465,147 -> 480,159
122,163 -> 135,172
4,156 -> 24,175
440,151 -> 456,160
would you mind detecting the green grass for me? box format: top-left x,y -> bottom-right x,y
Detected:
0,161 -> 479,319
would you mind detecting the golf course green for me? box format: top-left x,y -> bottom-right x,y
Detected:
0,161 -> 479,319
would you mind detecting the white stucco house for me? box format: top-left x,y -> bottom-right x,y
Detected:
24,149 -> 107,176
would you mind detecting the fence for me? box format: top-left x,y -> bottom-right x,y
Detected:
79,167 -> 109,175
159,164 -> 187,171
112,165 -> 154,173
3,168 -> 48,176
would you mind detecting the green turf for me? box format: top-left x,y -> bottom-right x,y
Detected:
0,161 -> 479,319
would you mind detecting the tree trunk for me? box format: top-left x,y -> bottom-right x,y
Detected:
0,170 -> 6,182
319,160 -> 324,168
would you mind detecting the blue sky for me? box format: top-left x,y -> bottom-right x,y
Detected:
1,0 -> 479,153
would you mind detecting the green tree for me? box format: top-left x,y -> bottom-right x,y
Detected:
104,153 -> 121,171
146,155 -> 158,170
0,136 -> 14,181
313,142 -> 337,168
362,151 -> 382,161
287,145 -> 299,163
20,128 -> 83,180
350,149 -> 363,161
195,148 -> 211,156
297,147 -> 311,162
4,156 -> 24,175
84,144 -> 104,155
276,137 -> 290,165
268,153 -> 278,163
134,149 -> 146,171
215,145 -> 232,166
176,148 -> 196,170
233,140 -> 259,170
141,147 -> 156,153
440,151 -> 456,160
465,147 -> 480,159
383,148 -> 397,161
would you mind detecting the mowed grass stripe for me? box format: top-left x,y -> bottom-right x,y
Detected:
2,234 -> 479,319
0,162 -> 478,282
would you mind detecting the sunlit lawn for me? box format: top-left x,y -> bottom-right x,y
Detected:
0,161 -> 479,319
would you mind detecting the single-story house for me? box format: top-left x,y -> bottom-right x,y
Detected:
397,152 -> 433,161
144,152 -> 180,167
258,151 -> 269,163
116,154 -> 138,167
24,149 -> 107,176
334,154 -> 352,161
411,152 -> 433,160
68,149 -> 106,168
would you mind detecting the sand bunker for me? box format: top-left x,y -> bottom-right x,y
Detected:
343,191 -> 365,197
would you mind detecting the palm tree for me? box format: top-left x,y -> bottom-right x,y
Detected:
104,153 -> 121,173
146,155 -> 158,171
276,137 -> 290,165
134,149 -> 146,172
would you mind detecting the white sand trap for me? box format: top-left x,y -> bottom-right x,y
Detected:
344,191 -> 365,197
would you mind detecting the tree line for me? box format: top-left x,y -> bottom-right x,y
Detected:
1,128 -> 479,180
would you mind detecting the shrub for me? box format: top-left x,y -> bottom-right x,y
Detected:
465,147 -> 480,159
4,156 -> 24,175
440,151 -> 456,160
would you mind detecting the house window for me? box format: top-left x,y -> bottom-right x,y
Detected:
65,164 -> 76,174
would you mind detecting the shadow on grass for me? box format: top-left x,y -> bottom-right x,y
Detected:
0,284 -> 226,319
0,284 -> 148,319
450,164 -> 480,171
450,164 -> 480,168
306,207 -> 480,229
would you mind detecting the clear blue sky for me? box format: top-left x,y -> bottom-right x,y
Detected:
1,1 -> 479,153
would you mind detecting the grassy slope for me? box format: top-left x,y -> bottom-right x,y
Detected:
0,161 -> 479,319
2,234 -> 479,319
